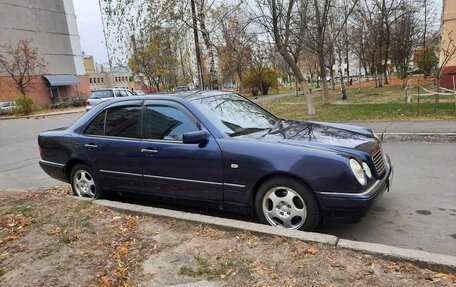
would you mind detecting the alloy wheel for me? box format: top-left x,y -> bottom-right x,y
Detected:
73,170 -> 96,198
262,186 -> 307,229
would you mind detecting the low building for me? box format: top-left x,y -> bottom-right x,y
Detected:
0,0 -> 89,107
83,56 -> 136,91
440,0 -> 456,89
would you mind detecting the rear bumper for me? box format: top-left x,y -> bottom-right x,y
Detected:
315,154 -> 393,225
39,160 -> 68,183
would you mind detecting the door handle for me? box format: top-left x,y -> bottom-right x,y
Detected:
84,143 -> 98,149
141,148 -> 158,154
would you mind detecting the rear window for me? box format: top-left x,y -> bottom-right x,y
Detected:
89,90 -> 114,99
84,106 -> 141,139
85,111 -> 106,136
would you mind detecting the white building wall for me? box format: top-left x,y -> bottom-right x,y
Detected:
0,0 -> 85,76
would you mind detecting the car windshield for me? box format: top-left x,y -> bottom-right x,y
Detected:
89,90 -> 114,99
191,94 -> 279,137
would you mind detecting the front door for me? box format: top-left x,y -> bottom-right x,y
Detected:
141,100 -> 223,201
80,101 -> 143,193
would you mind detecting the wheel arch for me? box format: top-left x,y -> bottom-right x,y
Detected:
65,158 -> 90,182
249,172 -> 318,208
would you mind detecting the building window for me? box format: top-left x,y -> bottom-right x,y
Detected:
101,78 -> 104,84
89,78 -> 92,84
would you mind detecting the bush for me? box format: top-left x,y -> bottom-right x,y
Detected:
242,67 -> 280,95
15,95 -> 34,115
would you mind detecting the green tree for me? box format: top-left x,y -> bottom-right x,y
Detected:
242,67 -> 280,96
414,47 -> 438,79
129,27 -> 178,92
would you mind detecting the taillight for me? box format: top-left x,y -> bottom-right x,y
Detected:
85,101 -> 90,106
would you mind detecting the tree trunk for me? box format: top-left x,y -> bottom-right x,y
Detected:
330,68 -> 335,91
198,5 -> 218,89
190,0 -> 204,89
318,55 -> 330,104
300,81 -> 315,116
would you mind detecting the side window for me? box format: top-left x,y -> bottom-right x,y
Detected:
117,90 -> 128,97
105,106 -> 141,138
85,111 -> 106,136
145,105 -> 199,141
126,91 -> 134,96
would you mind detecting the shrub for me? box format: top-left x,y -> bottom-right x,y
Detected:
15,95 -> 34,115
242,67 -> 280,95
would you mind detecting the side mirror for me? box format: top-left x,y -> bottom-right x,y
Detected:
182,130 -> 209,144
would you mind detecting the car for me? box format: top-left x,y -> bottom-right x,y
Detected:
175,86 -> 190,92
38,91 -> 393,231
86,88 -> 134,111
134,90 -> 145,95
0,101 -> 17,115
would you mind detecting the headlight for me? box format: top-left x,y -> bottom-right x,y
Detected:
362,162 -> 372,178
349,158 -> 366,185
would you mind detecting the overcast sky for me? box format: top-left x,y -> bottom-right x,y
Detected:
73,0 -> 109,64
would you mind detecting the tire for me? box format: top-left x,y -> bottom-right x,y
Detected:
70,163 -> 104,199
255,176 -> 320,231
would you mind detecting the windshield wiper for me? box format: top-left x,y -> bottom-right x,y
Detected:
229,127 -> 268,137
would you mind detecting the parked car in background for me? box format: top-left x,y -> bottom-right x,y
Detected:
134,90 -> 145,95
0,101 -> 17,115
86,88 -> 134,111
175,86 -> 190,92
38,91 -> 393,231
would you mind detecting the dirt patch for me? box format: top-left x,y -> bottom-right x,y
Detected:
0,189 -> 454,287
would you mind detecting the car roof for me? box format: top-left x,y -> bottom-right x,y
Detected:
104,90 -> 236,104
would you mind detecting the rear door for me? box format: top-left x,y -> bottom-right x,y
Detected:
79,101 -> 143,193
140,100 -> 223,201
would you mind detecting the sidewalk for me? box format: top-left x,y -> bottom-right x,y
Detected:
345,120 -> 456,134
0,107 -> 85,120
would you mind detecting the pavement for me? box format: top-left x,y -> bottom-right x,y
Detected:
94,198 -> 456,273
0,111 -> 455,258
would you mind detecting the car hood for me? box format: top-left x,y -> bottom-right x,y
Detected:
236,120 -> 378,154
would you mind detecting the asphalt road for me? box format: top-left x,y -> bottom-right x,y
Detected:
0,112 -> 455,256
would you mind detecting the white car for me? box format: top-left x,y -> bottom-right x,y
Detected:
134,90 -> 145,95
0,101 -> 17,115
86,88 -> 134,111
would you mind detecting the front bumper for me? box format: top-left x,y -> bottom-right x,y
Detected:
315,154 -> 393,225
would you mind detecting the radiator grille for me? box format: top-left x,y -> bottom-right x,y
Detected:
372,147 -> 386,176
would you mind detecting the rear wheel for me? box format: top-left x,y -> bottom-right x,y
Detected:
70,164 -> 104,199
255,176 -> 320,231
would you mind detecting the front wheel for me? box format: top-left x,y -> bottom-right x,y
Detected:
255,176 -> 320,231
70,164 -> 104,199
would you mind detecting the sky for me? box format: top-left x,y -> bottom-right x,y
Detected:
73,0 -> 109,64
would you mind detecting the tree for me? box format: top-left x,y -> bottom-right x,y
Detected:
390,1 -> 420,87
253,0 -> 316,116
0,40 -> 46,96
414,47 -> 439,78
129,27 -> 178,92
303,0 -> 359,104
218,14 -> 254,93
243,44 -> 281,96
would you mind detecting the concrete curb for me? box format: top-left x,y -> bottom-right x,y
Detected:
90,199 -> 456,273
94,199 -> 338,245
338,239 -> 456,274
381,132 -> 456,143
0,108 -> 84,120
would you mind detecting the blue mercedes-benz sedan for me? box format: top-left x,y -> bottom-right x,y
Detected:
38,91 -> 393,231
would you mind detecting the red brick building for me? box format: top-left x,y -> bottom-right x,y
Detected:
0,0 -> 89,108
